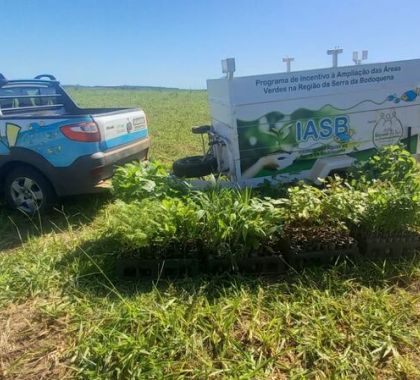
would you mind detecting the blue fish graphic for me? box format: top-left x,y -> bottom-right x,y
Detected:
387,94 -> 397,101
336,131 -> 351,143
400,89 -> 419,102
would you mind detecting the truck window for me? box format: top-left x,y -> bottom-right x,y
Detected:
0,85 -> 62,114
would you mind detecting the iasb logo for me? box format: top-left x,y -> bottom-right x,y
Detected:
295,116 -> 351,143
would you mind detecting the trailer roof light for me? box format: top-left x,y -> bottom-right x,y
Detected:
353,50 -> 369,65
222,58 -> 236,79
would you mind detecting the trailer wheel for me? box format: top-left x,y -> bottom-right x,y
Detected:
173,155 -> 217,178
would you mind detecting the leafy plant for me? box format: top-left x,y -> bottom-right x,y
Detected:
280,172 -> 420,242
96,197 -> 203,259
281,183 -> 326,225
254,179 -> 289,199
322,177 -> 368,227
357,182 -> 420,235
321,176 -> 420,236
192,189 -> 283,257
96,188 -> 284,259
112,161 -> 189,201
350,144 -> 419,187
345,145 -> 420,234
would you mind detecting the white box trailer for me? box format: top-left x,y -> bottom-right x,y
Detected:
175,58 -> 420,185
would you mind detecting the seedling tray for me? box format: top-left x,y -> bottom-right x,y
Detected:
238,256 -> 287,274
116,258 -> 200,279
357,234 -> 420,258
286,244 -> 359,267
115,233 -> 418,279
116,255 -> 287,279
207,256 -> 286,275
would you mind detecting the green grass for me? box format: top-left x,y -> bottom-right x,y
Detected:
66,87 -> 209,162
0,89 -> 419,379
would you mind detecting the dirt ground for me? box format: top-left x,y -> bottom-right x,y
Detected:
0,299 -> 71,380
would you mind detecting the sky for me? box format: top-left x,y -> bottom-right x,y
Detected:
1,0 -> 420,88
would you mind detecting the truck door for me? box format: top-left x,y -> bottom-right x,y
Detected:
0,86 -> 30,158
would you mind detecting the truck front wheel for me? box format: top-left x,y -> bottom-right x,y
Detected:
4,166 -> 57,214
173,155 -> 217,178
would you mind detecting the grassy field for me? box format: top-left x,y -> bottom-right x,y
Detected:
67,87 -> 208,162
0,89 -> 419,379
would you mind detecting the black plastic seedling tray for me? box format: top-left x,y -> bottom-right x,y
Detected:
285,245 -> 359,267
116,258 -> 200,279
116,255 -> 288,279
115,234 -> 418,279
357,234 -> 420,258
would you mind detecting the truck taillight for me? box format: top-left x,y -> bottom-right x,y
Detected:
61,122 -> 101,142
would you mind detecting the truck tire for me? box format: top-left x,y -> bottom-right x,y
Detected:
173,155 -> 217,178
4,166 -> 57,214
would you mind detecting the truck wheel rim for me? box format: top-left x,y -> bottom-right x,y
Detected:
10,177 -> 43,213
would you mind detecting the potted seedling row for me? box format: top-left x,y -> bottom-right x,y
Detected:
356,230 -> 420,258
282,223 -> 359,266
